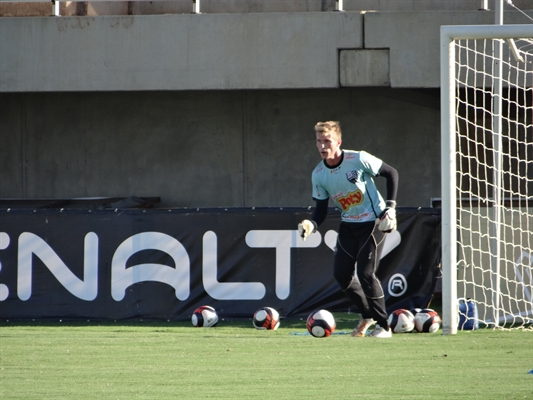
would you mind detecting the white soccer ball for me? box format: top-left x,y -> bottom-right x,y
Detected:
410,308 -> 422,317
414,308 -> 441,333
253,307 -> 280,330
387,309 -> 415,333
191,305 -> 218,327
306,309 -> 336,338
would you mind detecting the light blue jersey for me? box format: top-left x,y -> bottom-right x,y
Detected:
312,150 -> 386,223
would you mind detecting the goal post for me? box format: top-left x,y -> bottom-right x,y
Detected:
440,24 -> 533,335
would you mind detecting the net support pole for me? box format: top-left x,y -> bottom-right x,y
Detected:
490,0 -> 504,327
440,27 -> 458,335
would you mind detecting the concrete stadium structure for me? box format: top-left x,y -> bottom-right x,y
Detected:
0,1 -> 531,207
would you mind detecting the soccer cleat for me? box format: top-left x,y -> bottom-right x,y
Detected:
351,318 -> 376,337
368,324 -> 392,338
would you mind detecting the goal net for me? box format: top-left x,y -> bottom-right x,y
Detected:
440,24 -> 533,334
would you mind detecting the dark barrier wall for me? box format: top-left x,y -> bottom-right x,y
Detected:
0,207 -> 440,321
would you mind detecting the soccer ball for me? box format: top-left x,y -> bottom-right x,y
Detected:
414,308 -> 441,333
410,308 -> 422,317
387,309 -> 415,333
253,307 -> 280,330
191,305 -> 218,327
306,309 -> 336,338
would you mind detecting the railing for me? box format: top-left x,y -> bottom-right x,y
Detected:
2,1 -> 529,18
0,0 -> 346,17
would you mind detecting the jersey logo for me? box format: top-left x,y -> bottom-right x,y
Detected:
336,190 -> 364,211
346,170 -> 360,184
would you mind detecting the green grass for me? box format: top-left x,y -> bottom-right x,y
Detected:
0,314 -> 532,399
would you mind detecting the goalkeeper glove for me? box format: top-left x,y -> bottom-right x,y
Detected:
298,219 -> 317,241
377,200 -> 397,233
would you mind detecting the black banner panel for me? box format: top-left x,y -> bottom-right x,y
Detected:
0,207 -> 441,321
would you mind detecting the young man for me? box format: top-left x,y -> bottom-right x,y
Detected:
298,121 -> 399,338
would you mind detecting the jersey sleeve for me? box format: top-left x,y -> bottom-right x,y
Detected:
359,151 -> 383,176
312,170 -> 329,201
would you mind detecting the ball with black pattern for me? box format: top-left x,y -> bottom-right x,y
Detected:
414,308 -> 441,333
306,309 -> 336,338
191,305 -> 218,327
252,307 -> 280,330
387,309 -> 415,333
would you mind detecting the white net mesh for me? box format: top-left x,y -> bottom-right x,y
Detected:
454,37 -> 533,329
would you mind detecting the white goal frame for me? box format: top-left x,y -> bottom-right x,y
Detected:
440,24 -> 533,335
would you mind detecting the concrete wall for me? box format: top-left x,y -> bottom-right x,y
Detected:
1,11 -> 530,92
363,11 -> 530,88
0,12 -> 363,92
0,7 -> 531,208
0,88 -> 441,208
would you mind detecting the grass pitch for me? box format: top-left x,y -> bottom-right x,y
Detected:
0,313 -> 531,399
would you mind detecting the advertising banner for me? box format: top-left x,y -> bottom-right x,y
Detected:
0,207 -> 440,321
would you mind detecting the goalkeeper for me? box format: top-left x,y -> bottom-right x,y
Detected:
298,121 -> 399,339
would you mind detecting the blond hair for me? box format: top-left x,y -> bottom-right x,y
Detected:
314,121 -> 342,140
